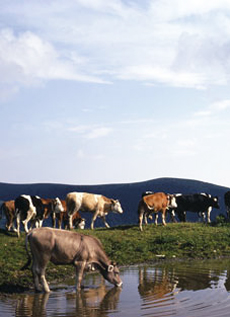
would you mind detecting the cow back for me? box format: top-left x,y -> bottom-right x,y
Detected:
143,192 -> 168,210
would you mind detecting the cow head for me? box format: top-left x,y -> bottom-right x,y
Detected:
212,196 -> 220,209
111,199 -> 123,214
99,261 -> 123,287
167,195 -> 177,209
73,217 -> 86,230
52,198 -> 65,213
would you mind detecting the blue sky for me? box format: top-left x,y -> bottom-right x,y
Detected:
1,0 -> 230,186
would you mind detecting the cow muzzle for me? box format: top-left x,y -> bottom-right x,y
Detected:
116,281 -> 123,287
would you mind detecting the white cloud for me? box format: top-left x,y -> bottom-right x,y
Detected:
0,28 -> 108,89
118,65 -> 206,89
210,99 -> 230,111
85,127 -> 112,139
69,124 -> 112,139
194,99 -> 230,117
1,0 -> 230,93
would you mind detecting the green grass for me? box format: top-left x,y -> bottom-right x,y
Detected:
1,222 -> 230,292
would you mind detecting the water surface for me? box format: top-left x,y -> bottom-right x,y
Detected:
1,259 -> 230,317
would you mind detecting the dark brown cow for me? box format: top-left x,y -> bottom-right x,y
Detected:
138,192 -> 177,231
66,192 -> 123,230
22,227 -> 123,292
0,200 -> 16,232
51,199 -> 85,229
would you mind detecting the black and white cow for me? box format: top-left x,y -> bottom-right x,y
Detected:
170,193 -> 220,223
15,195 -> 45,237
224,191 -> 230,219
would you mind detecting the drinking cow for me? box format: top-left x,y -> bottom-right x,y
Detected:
22,227 -> 123,292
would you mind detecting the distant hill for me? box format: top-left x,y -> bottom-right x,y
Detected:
0,178 -> 229,228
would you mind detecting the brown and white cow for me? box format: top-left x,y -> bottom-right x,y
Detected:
0,200 -> 17,232
66,192 -> 123,230
22,227 -> 123,292
51,199 -> 85,230
138,192 -> 177,231
14,195 -> 64,237
40,197 -> 66,226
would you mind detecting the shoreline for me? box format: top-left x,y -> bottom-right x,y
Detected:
1,222 -> 230,293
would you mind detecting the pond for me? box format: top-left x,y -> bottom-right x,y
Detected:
1,259 -> 230,317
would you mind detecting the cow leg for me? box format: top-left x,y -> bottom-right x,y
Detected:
138,212 -> 144,231
144,213 -> 148,225
40,273 -> 50,293
37,219 -> 43,228
227,206 -> 230,220
199,211 -> 206,222
102,216 -> 110,228
32,261 -> 50,293
154,213 -> 158,225
16,213 -> 21,237
6,221 -> 11,231
51,212 -> 56,228
178,211 -> 186,222
162,209 -> 167,226
91,212 -> 99,230
170,210 -> 177,223
12,220 -> 17,233
75,261 -> 86,290
32,263 -> 42,292
22,215 -> 34,233
5,213 -> 12,231
207,207 -> 212,223
68,214 -> 73,230
58,215 -> 62,229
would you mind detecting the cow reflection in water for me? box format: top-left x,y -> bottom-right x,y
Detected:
67,282 -> 122,317
138,266 -> 179,300
15,293 -> 49,317
138,263 -> 230,302
14,282 -> 121,317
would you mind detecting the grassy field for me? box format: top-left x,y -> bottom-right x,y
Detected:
1,221 -> 230,293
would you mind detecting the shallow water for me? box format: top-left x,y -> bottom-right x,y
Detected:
1,259 -> 230,317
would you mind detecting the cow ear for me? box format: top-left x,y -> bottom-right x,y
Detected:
108,265 -> 114,272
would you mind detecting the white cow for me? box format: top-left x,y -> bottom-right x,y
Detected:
66,192 -> 124,229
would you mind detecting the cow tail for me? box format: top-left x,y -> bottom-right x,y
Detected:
137,200 -> 142,216
20,233 -> 32,270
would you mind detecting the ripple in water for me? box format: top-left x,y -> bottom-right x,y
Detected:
1,259 -> 230,317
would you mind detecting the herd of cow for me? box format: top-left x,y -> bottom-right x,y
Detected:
1,189 -> 230,235
0,192 -> 124,237
1,189 -> 230,292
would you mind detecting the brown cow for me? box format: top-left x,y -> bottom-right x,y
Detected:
22,227 -> 123,292
51,199 -> 85,230
0,200 -> 17,232
138,192 -> 177,231
66,192 -> 123,230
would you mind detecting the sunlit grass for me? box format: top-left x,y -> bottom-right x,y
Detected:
1,221 -> 230,292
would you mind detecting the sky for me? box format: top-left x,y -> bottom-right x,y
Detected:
1,0 -> 230,187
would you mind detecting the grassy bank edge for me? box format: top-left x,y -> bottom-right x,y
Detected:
1,222 -> 230,293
